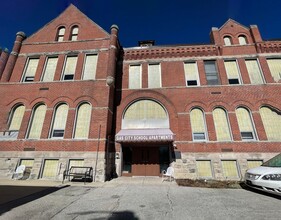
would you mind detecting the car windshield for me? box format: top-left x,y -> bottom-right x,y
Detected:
262,153 -> 281,167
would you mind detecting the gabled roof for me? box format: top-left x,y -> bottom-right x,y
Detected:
24,4 -> 109,43
219,18 -> 249,31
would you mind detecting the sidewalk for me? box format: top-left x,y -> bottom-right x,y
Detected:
0,176 -> 176,205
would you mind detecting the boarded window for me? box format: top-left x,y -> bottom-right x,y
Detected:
42,57 -> 58,82
235,107 -> 256,140
245,60 -> 264,84
184,62 -> 200,86
62,56 -> 77,80
51,104 -> 69,139
20,159 -> 34,168
148,63 -> 161,88
69,159 -> 84,168
204,61 -> 220,85
27,104 -> 47,139
123,100 -> 168,129
82,54 -> 98,80
196,160 -> 213,178
213,108 -> 232,141
221,160 -> 239,179
129,65 -> 141,89
9,105 -> 25,131
247,160 -> 263,169
57,27 -> 65,42
74,103 -> 91,139
70,26 -> 79,41
22,58 -> 39,82
260,107 -> 281,140
238,36 -> 247,45
224,36 -> 232,46
267,58 -> 281,82
42,159 -> 59,178
224,60 -> 241,84
190,108 -> 207,141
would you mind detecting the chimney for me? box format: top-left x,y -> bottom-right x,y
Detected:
0,48 -> 9,79
1,31 -> 26,82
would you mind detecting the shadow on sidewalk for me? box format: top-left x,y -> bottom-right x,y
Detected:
0,185 -> 69,215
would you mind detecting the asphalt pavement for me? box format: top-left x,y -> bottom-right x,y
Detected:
0,177 -> 280,220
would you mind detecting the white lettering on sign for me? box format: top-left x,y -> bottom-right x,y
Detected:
115,134 -> 174,142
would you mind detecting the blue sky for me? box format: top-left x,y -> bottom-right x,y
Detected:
1,0 -> 281,51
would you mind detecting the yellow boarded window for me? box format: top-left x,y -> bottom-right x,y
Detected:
148,63 -> 161,88
184,62 -> 200,86
62,56 -> 77,80
28,104 -> 47,139
235,107 -> 255,140
224,60 -> 241,84
123,100 -> 168,129
260,107 -> 281,141
267,59 -> 281,82
129,65 -> 141,89
69,159 -> 84,168
82,54 -> 98,80
247,160 -> 263,169
221,160 -> 239,179
42,57 -> 58,82
9,105 -> 25,131
196,161 -> 213,178
51,104 -> 69,138
245,60 -> 264,84
74,103 -> 91,139
20,159 -> 34,168
190,108 -> 206,140
42,159 -> 59,178
22,58 -> 39,82
213,108 -> 231,141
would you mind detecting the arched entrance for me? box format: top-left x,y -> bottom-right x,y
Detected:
116,99 -> 174,176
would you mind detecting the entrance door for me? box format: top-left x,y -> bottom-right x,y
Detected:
132,147 -> 160,176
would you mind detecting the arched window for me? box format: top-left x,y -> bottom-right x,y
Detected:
9,105 -> 25,131
260,106 -> 281,140
223,36 -> 232,46
122,100 -> 169,129
70,26 -> 79,41
27,104 -> 47,139
238,35 -> 247,45
213,108 -> 232,141
50,104 -> 69,138
190,108 -> 207,141
235,107 -> 256,140
56,27 -> 65,42
73,103 -> 91,139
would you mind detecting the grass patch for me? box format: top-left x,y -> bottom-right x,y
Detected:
176,179 -> 242,189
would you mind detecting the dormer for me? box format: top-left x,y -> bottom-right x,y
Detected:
210,19 -> 262,46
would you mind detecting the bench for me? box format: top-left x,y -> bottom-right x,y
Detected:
62,166 -> 93,184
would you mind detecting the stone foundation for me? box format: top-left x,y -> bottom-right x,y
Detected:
0,151 -> 106,182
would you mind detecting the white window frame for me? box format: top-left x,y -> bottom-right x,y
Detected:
245,59 -> 265,84
21,57 -> 39,82
81,53 -> 98,80
61,56 -> 78,81
224,60 -> 243,85
223,36 -> 232,46
184,62 -> 200,86
190,108 -> 208,142
148,63 -> 162,88
128,64 -> 142,89
41,56 -> 58,82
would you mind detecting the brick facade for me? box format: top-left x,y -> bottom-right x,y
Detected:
0,6 -> 280,181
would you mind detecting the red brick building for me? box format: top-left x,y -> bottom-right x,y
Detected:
0,5 -> 280,181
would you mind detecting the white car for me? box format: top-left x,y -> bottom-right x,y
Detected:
245,153 -> 281,195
